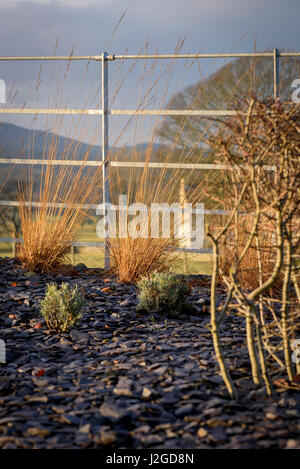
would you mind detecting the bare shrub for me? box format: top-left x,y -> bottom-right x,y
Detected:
205,97 -> 300,398
220,214 -> 281,292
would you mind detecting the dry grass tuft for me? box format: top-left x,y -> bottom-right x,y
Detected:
109,237 -> 178,284
17,164 -> 102,273
17,121 -> 103,273
18,206 -> 74,273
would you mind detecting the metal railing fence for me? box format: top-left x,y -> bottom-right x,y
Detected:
0,49 -> 299,267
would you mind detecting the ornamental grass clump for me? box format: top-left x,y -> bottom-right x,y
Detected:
14,50 -> 103,274
17,137 -> 103,273
137,270 -> 192,314
40,282 -> 85,332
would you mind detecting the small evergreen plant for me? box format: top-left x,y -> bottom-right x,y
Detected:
40,282 -> 85,332
137,270 -> 192,315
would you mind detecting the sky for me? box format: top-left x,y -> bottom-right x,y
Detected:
0,0 -> 299,145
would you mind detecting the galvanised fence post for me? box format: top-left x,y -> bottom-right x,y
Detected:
102,51 -> 110,269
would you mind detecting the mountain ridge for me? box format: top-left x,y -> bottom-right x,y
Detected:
0,121 -> 160,160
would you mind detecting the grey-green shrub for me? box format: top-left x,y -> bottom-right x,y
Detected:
137,270 -> 192,315
40,282 -> 85,332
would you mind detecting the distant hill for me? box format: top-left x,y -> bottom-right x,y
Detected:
0,122 -> 162,195
0,122 -> 160,160
0,121 -> 100,160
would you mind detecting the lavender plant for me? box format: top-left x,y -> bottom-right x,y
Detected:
40,282 -> 85,332
137,270 -> 193,315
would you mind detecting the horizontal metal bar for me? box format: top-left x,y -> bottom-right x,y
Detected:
0,237 -> 103,247
204,209 -> 231,215
0,159 -> 275,171
0,199 -> 229,215
1,52 -> 300,62
0,108 -> 102,115
0,108 -> 236,116
174,247 -> 212,253
0,237 -> 20,243
0,158 -> 103,167
110,161 -> 275,171
0,200 -> 100,209
0,159 -> 220,169
113,52 -> 300,59
0,108 -> 292,117
277,52 -> 300,57
74,241 -> 104,247
0,55 -> 104,61
0,52 -> 299,63
110,109 -> 238,116
110,162 -> 230,170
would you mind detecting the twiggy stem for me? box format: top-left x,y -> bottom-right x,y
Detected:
281,237 -> 294,380
291,259 -> 300,303
246,305 -> 261,386
209,234 -> 238,400
255,321 -> 273,395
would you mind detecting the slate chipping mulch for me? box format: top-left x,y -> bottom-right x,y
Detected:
0,257 -> 299,449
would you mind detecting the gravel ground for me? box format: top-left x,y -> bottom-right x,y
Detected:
0,257 -> 299,449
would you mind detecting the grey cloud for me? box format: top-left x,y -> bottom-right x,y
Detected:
0,0 -> 299,56
0,0 -> 299,143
